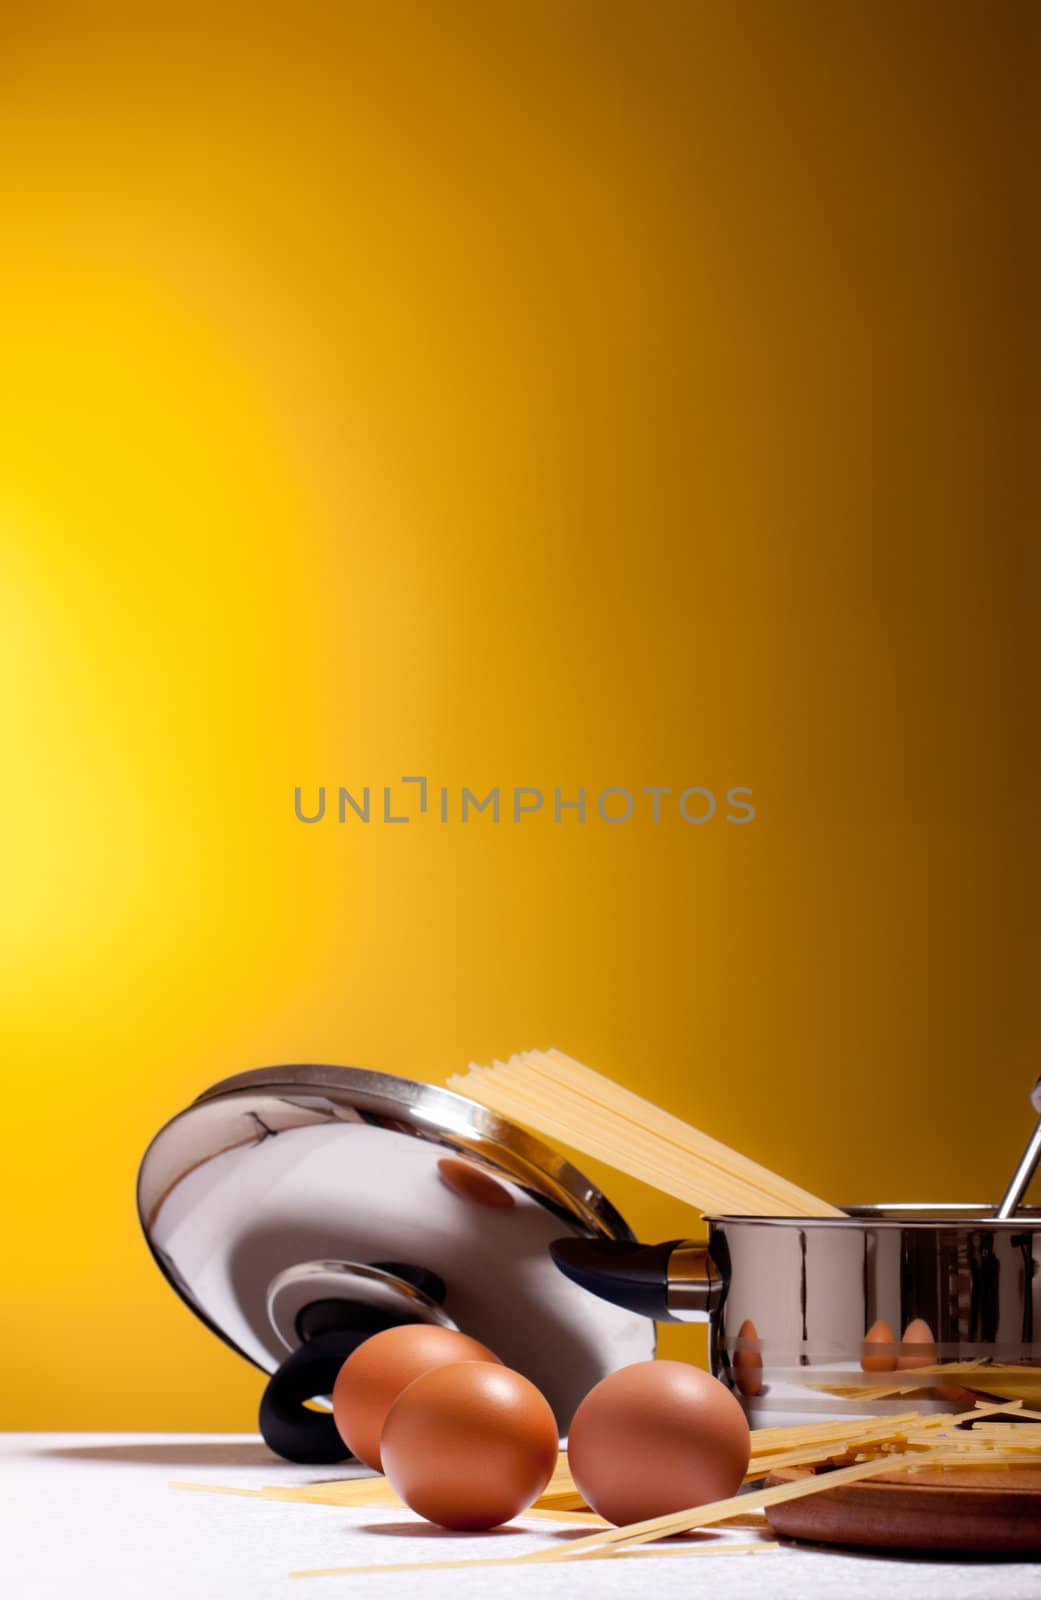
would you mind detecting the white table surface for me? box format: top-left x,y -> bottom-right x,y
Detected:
3,1433 -> 1039,1599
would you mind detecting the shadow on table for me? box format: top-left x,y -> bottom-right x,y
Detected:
359,1520 -> 522,1540
37,1441 -> 283,1468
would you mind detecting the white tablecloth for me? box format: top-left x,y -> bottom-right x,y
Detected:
3,1433 -> 1039,1599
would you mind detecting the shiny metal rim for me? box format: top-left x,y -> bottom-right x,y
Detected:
707,1204 -> 1040,1228
175,1061 -> 634,1240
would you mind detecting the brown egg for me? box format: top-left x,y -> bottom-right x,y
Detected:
380,1361 -> 559,1530
860,1318 -> 898,1372
897,1317 -> 937,1370
732,1318 -> 763,1398
567,1360 -> 750,1527
332,1324 -> 501,1469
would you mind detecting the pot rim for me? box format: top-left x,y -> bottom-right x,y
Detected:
706,1203 -> 1041,1228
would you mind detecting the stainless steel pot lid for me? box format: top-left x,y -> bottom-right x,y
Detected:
137,1063 -> 655,1444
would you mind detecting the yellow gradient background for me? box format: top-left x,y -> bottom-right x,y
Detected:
1,2 -> 1038,1428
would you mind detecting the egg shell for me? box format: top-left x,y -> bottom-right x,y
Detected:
860,1318 -> 898,1372
331,1324 -> 501,1469
380,1360 -> 559,1530
897,1317 -> 938,1370
566,1359 -> 750,1527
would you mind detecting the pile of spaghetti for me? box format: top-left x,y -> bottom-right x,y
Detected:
448,1048 -> 842,1216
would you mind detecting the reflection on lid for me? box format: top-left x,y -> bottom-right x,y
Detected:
437,1157 -> 515,1210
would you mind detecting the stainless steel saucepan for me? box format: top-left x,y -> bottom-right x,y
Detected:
552,1075 -> 1041,1424
551,1207 -> 1041,1426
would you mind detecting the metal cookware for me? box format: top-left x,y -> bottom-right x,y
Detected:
137,1063 -> 654,1460
552,1207 -> 1041,1425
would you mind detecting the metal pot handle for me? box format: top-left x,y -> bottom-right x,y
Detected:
549,1237 -> 725,1324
